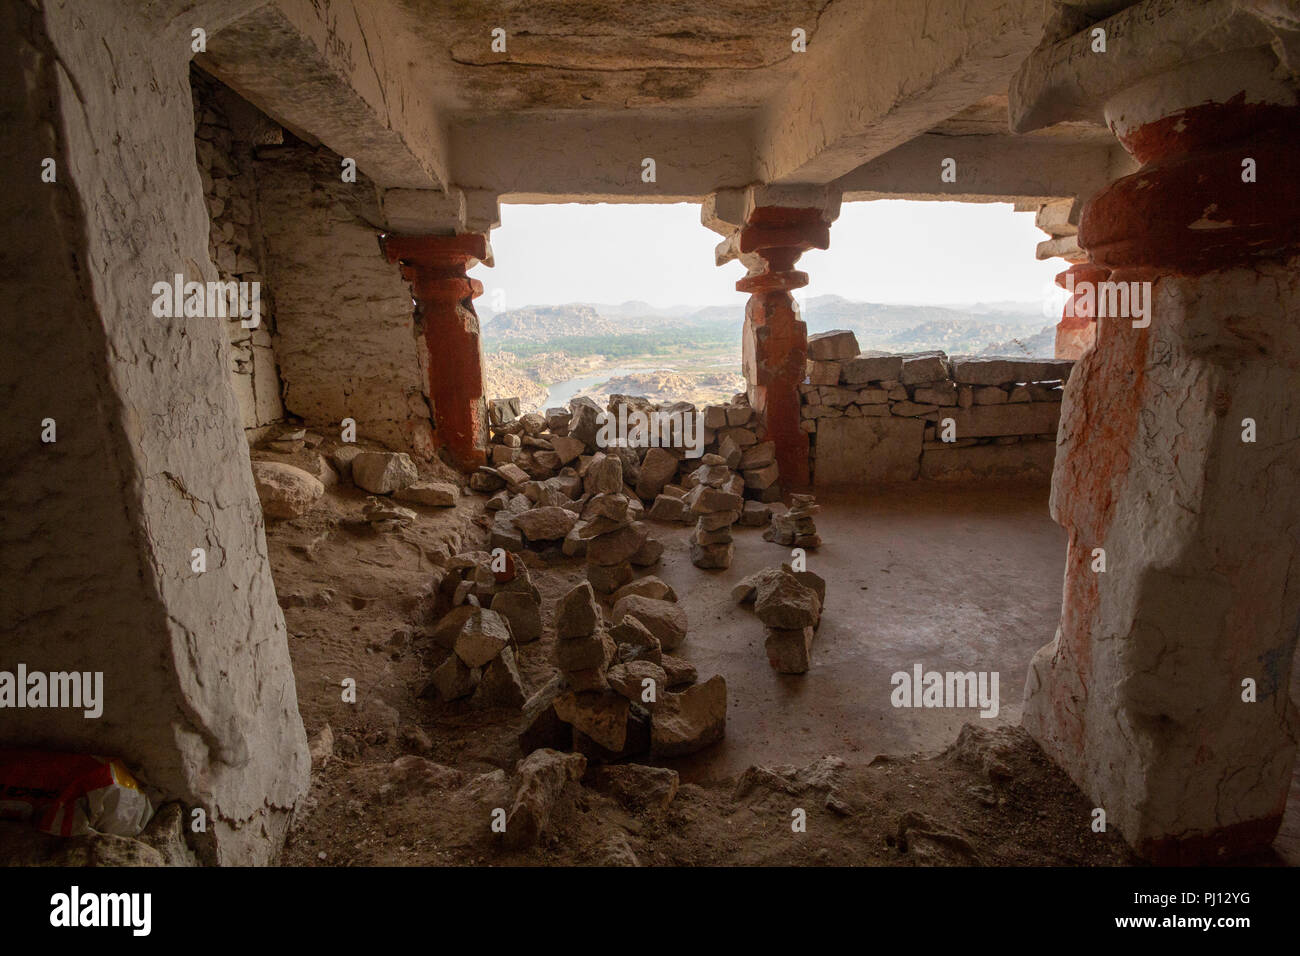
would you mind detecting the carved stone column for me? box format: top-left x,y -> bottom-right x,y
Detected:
381,233 -> 491,469
1011,0 -> 1300,863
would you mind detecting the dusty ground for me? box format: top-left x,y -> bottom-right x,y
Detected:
271,472 -> 1152,867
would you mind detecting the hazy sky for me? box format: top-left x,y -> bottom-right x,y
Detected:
470,200 -> 1069,313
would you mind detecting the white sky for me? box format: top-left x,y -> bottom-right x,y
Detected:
470,200 -> 1069,313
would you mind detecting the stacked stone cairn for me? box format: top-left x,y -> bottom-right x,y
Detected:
478,392 -> 777,575
764,493 -> 822,550
522,579 -> 727,762
733,565 -> 827,674
425,549 -> 538,709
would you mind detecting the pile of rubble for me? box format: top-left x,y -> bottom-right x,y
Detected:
476,393 -> 779,573
764,493 -> 822,550
523,579 -> 727,762
734,565 -> 827,674
423,551 -> 540,707
248,426 -> 459,522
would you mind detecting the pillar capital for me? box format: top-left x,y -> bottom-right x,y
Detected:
377,186 -> 500,239
1011,0 -> 1300,276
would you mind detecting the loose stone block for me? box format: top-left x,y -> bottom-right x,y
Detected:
764,627 -> 815,674
807,329 -> 860,360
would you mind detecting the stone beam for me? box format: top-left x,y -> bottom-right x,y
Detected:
834,133 -> 1134,204
757,0 -> 1047,185
449,112 -> 754,201
1009,0 -> 1293,133
197,0 -> 448,190
377,187 -> 501,239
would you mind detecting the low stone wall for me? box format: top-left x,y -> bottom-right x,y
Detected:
800,331 -> 1073,485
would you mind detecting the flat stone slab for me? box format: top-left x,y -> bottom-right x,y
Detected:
949,357 -> 1074,386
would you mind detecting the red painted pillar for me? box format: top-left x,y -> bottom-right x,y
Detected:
381,234 -> 490,469
736,207 -> 830,491
1053,261 -> 1109,359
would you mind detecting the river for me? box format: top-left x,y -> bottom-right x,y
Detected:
541,366 -> 659,410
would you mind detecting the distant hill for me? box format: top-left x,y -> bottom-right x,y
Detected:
978,325 -> 1057,358
480,297 -> 1048,356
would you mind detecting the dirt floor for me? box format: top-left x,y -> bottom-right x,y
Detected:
268,473 -> 1200,867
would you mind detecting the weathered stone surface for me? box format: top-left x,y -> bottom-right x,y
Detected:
555,629 -> 616,672
549,435 -> 585,466
504,748 -> 586,849
453,608 -> 513,668
554,581 -> 599,639
587,560 -> 634,594
740,500 -> 773,526
807,329 -> 860,360
610,616 -> 662,663
519,676 -> 571,754
636,447 -> 680,500
607,660 -> 668,708
351,451 -> 419,494
586,523 -> 648,565
651,675 -> 726,757
586,764 -> 679,811
936,403 -> 1061,439
842,352 -> 904,384
251,461 -> 325,518
512,505 -> 578,542
921,438 -> 1056,480
765,626 -> 815,674
690,539 -> 734,569
394,480 -> 458,506
732,567 -> 787,604
815,416 -> 923,484
647,493 -> 688,522
431,653 -> 479,700
430,604 -> 478,649
754,571 -> 820,628
610,575 -> 678,604
899,351 -> 949,385
554,691 -> 630,753
490,591 -> 542,643
477,646 -> 527,708
686,484 -> 743,514
585,453 -> 623,494
808,360 -> 841,385
612,596 -> 688,651
739,441 -> 776,470
659,655 -> 698,688
949,357 -> 1073,386
630,535 -> 664,567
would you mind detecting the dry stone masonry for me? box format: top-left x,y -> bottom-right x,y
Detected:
801,330 -> 1073,485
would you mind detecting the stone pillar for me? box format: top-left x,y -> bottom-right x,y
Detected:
0,0 -> 309,865
1034,198 -> 1108,359
1011,2 -> 1300,863
1053,261 -> 1109,359
737,208 -> 829,489
381,233 -> 491,469
704,187 -> 839,492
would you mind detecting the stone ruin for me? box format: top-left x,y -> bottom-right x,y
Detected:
801,330 -> 1074,486
478,394 -> 778,575
9,0 -> 1300,870
524,579 -> 726,763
